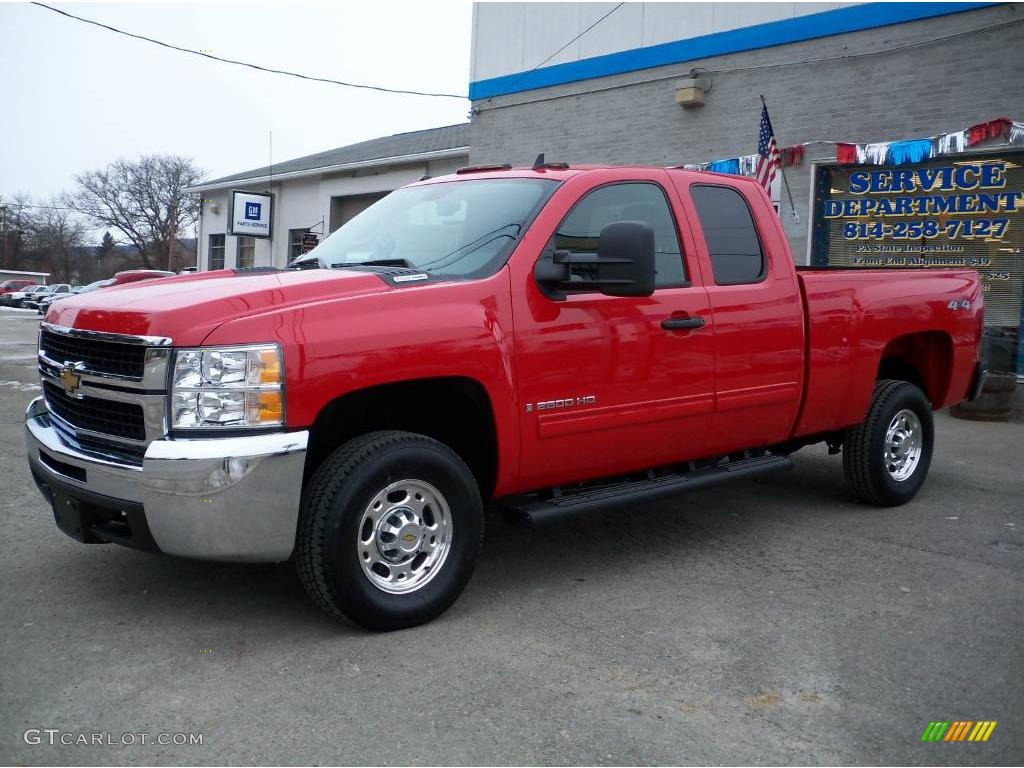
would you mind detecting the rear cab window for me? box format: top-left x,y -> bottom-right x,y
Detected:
690,185 -> 766,285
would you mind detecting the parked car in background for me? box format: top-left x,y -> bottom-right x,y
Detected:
0,279 -> 35,300
1,284 -> 49,308
22,284 -> 71,311
37,285 -> 84,315
36,271 -> 174,315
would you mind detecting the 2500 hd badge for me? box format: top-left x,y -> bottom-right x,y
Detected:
525,395 -> 597,413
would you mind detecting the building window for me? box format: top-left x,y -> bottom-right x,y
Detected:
540,182 -> 686,288
208,234 -> 225,270
237,236 -> 256,268
289,228 -> 311,261
691,185 -> 765,285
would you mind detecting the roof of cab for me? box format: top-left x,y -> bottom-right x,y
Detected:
413,162 -> 757,188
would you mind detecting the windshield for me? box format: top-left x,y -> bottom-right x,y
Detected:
306,178 -> 559,279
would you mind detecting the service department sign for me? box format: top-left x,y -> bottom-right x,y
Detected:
229,190 -> 273,239
810,151 -> 1024,329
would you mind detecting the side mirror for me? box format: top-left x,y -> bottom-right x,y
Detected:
534,221 -> 656,300
593,221 -> 656,297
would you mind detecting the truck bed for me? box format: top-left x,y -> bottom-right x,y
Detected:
792,267 -> 982,438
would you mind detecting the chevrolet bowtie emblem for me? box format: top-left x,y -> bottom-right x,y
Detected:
402,534 -> 417,542
59,364 -> 82,396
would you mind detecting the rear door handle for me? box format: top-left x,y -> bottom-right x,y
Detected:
661,316 -> 705,331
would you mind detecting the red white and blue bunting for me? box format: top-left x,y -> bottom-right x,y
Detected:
699,116 -> 1024,176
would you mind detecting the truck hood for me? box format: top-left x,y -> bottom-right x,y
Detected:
45,268 -> 392,346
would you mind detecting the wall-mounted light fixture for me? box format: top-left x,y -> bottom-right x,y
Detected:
675,68 -> 713,108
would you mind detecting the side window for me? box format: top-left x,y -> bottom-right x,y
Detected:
691,185 -> 765,285
542,182 -> 686,288
288,228 -> 311,261
208,234 -> 226,270
236,236 -> 256,269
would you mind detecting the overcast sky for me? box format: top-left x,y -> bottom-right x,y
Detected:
0,1 -> 471,215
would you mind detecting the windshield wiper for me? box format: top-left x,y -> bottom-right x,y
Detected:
418,223 -> 522,271
330,258 -> 418,270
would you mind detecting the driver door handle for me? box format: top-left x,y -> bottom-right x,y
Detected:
661,316 -> 705,331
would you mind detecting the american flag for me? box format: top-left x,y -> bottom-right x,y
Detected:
756,104 -> 780,192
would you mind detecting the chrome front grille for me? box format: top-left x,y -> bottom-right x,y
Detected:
42,381 -> 146,440
40,328 -> 148,379
37,323 -> 172,466
46,410 -> 148,467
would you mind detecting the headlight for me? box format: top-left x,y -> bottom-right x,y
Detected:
170,344 -> 284,430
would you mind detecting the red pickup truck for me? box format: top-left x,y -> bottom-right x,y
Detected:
26,164 -> 985,630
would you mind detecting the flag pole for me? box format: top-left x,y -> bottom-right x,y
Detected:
760,94 -> 799,223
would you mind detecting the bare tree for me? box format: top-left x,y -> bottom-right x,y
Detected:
0,192 -> 34,270
67,155 -> 205,270
22,198 -> 90,283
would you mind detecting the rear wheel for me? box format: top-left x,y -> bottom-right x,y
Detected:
843,379 -> 934,506
296,430 -> 483,631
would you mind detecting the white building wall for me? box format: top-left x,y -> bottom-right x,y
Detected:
271,177 -> 320,267
470,2 -> 854,81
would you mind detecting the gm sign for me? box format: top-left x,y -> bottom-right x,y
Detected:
229,190 -> 273,239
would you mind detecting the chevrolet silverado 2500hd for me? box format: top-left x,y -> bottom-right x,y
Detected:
26,164 -> 985,630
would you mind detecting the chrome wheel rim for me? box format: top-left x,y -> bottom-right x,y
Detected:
356,479 -> 452,594
884,409 -> 923,481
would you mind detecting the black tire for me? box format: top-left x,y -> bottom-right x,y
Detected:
843,379 -> 934,507
296,430 -> 483,631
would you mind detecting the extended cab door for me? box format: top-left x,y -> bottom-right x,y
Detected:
673,178 -> 805,454
510,170 -> 715,491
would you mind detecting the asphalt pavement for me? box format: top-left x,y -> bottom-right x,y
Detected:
0,307 -> 1021,766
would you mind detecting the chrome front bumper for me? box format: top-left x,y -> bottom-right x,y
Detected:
25,397 -> 308,562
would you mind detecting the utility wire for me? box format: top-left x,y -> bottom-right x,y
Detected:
497,3 -> 625,96
31,2 -> 466,99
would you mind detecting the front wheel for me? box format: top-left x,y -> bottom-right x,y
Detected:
296,430 -> 483,631
843,379 -> 934,506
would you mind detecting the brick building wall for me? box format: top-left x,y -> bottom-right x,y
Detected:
468,3 -> 1024,261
